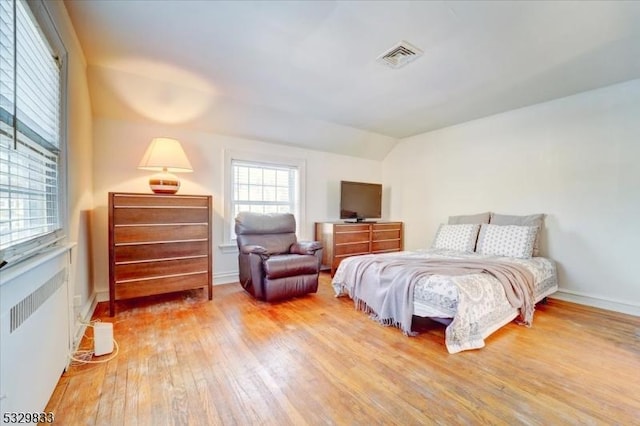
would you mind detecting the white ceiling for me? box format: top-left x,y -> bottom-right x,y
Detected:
64,0 -> 640,160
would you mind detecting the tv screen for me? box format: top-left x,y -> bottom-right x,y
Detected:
340,181 -> 382,221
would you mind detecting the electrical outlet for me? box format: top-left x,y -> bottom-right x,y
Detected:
73,295 -> 82,307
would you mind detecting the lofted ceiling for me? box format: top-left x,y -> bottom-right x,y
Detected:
64,0 -> 640,160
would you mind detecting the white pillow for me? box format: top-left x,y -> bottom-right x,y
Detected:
476,224 -> 539,259
432,224 -> 480,253
490,213 -> 544,256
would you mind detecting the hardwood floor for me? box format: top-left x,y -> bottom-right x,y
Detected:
46,273 -> 640,425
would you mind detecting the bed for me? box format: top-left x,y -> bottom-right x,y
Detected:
331,215 -> 558,353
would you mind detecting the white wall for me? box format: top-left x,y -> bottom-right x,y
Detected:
383,79 -> 640,315
91,118 -> 383,295
46,1 -> 94,321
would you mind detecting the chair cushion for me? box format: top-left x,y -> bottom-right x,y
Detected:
263,254 -> 319,279
263,274 -> 319,301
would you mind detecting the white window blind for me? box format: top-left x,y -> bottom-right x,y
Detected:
230,159 -> 299,239
0,0 -> 64,263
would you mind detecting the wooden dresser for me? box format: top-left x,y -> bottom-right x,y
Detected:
315,221 -> 403,276
108,192 -> 212,315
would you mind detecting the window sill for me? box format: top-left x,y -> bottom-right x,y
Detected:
0,242 -> 76,286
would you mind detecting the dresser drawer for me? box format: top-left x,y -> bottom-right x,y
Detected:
372,240 -> 402,253
114,256 -> 209,282
113,207 -> 209,225
114,223 -> 209,243
335,242 -> 370,256
113,194 -> 209,208
335,230 -> 370,244
373,223 -> 402,231
373,229 -> 402,241
114,240 -> 209,263
115,272 -> 209,300
335,224 -> 370,232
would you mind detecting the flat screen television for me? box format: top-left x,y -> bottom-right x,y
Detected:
340,180 -> 382,222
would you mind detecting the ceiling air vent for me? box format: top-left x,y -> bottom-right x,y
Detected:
376,40 -> 423,69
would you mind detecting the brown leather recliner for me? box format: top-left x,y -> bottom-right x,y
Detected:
235,212 -> 323,301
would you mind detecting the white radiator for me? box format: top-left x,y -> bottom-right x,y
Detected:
0,247 -> 72,415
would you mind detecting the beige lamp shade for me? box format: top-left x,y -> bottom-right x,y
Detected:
138,137 -> 193,194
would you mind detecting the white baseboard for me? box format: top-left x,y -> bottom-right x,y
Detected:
214,271 -> 239,285
71,293 -> 100,353
552,288 -> 640,317
96,290 -> 109,303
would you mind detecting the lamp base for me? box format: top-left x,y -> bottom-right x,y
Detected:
149,172 -> 180,194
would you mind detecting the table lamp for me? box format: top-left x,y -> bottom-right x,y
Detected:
138,137 -> 193,194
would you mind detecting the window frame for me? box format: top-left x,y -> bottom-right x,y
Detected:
222,149 -> 306,250
0,0 -> 68,267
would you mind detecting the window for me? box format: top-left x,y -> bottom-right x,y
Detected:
231,160 -> 298,216
0,0 -> 66,265
224,151 -> 306,244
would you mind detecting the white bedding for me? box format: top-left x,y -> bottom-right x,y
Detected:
332,249 -> 558,353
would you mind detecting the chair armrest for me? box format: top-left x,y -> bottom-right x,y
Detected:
290,241 -> 322,255
241,245 -> 269,257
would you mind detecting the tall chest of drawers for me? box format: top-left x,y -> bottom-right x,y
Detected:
315,222 -> 404,276
108,192 -> 213,315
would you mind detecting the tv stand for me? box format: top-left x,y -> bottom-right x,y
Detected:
315,221 -> 404,276
344,219 -> 377,224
